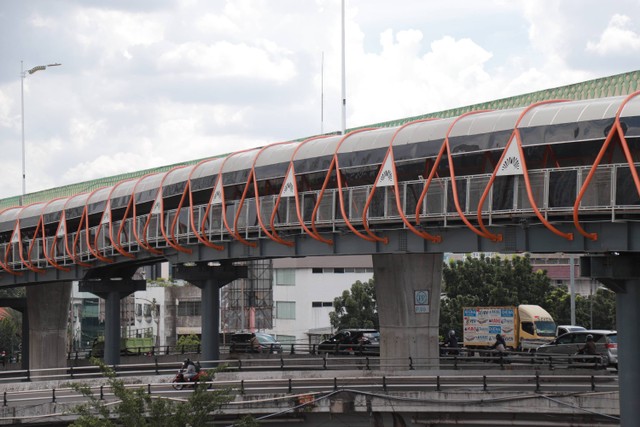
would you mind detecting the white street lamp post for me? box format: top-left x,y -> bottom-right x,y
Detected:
20,61 -> 61,205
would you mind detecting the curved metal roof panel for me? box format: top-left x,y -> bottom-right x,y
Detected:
162,166 -> 193,198
337,128 -> 395,154
18,202 -> 46,229
293,135 -> 343,161
0,207 -> 20,233
254,142 -> 298,180
43,198 -> 68,225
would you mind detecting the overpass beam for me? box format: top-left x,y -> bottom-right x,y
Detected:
173,262 -> 248,367
372,253 -> 443,370
581,254 -> 640,426
25,282 -> 71,371
79,279 -> 146,365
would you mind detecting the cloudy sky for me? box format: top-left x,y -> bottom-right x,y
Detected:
0,0 -> 639,199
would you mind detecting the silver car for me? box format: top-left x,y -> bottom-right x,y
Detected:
536,330 -> 617,368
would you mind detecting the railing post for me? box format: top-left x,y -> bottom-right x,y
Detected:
3,391 -> 6,406
409,356 -> 414,370
453,355 -> 458,370
240,380 -> 245,395
323,354 -> 327,370
280,356 -> 285,370
100,385 -> 104,400
288,378 -> 292,393
52,388 -> 56,403
591,375 -> 596,391
382,376 -> 387,392
483,375 -> 487,391
334,377 -> 338,391
154,357 -> 159,375
536,373 -> 540,392
436,376 -> 440,391
366,357 -> 370,370
290,344 -> 295,355
148,384 -> 152,394
69,366 -> 74,378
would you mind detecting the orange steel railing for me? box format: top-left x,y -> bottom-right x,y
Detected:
186,158 -> 224,251
310,128 -> 379,244
476,100 -> 573,242
364,118 -> 442,243
573,90 -> 640,240
272,135 -> 334,245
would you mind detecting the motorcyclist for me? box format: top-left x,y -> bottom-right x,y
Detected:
444,330 -> 459,355
579,334 -> 597,356
491,333 -> 507,354
181,358 -> 197,381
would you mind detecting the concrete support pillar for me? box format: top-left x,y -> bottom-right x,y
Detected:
104,291 -> 121,365
79,278 -> 145,366
25,282 -> 71,371
200,279 -> 220,363
173,262 -> 248,366
372,253 -> 443,370
581,254 -> 640,426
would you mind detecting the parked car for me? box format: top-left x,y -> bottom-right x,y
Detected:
317,329 -> 380,355
535,330 -> 617,368
229,332 -> 282,354
555,325 -> 586,337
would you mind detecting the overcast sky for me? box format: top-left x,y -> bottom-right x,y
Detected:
0,0 -> 639,199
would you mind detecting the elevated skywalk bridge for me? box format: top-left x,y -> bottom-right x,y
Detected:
1,93 -> 640,283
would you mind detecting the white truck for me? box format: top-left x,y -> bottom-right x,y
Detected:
463,305 -> 556,351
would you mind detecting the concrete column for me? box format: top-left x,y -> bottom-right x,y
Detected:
372,253 -> 443,370
581,254 -> 640,426
200,279 -> 220,364
25,282 -> 71,371
79,278 -> 146,366
617,280 -> 640,425
104,291 -> 121,365
173,262 -> 248,366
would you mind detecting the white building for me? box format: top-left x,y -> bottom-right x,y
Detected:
266,255 -> 374,345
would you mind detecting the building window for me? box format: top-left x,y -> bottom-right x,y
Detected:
334,268 -> 344,274
276,301 -> 296,319
177,301 -> 201,316
275,268 -> 296,286
312,267 -> 323,274
135,303 -> 142,317
312,301 -> 334,307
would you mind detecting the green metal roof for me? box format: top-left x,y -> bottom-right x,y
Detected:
2,69 -> 639,210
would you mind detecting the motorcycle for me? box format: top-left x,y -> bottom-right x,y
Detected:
171,367 -> 211,390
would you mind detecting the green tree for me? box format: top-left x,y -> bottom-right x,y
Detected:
69,359 -> 258,427
329,279 -> 378,330
440,254 -> 552,337
0,287 -> 25,358
544,285 -> 616,330
0,313 -> 21,357
176,334 -> 201,352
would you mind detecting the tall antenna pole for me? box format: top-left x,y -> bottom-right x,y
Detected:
321,51 -> 324,135
341,0 -> 346,135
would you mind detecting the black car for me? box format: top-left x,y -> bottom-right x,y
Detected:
229,332 -> 282,354
317,329 -> 380,355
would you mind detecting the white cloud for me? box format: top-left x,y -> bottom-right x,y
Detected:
587,14 -> 640,55
157,40 -> 297,83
